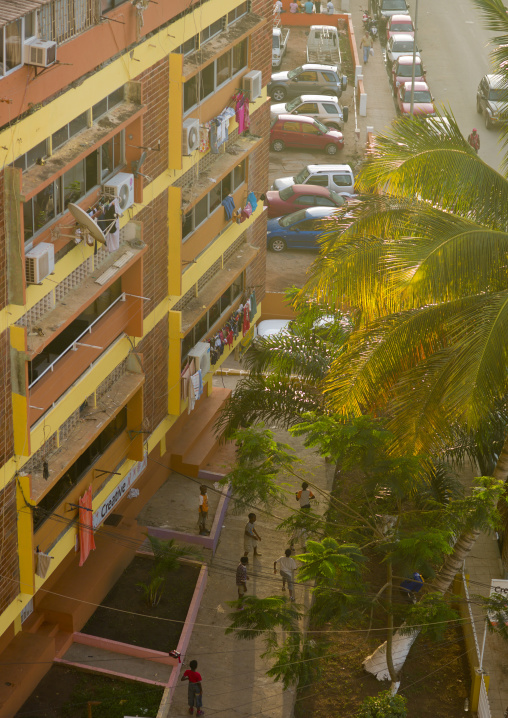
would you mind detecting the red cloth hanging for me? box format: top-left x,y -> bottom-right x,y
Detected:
79,484 -> 96,566
242,305 -> 250,335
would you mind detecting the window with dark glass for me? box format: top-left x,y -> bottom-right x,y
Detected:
216,52 -> 232,86
92,97 -> 108,120
194,196 -> 208,228
201,63 -> 215,100
184,74 -> 199,113
228,2 -> 249,23
232,39 -> 247,75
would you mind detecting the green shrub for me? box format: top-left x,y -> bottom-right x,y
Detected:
356,690 -> 407,718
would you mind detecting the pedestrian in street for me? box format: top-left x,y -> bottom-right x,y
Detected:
360,31 -> 373,64
181,659 -> 204,716
304,0 -> 314,12
198,485 -> 209,535
313,0 -> 321,12
274,548 -> 298,601
291,482 -> 316,552
274,0 -> 285,12
236,556 -> 249,605
468,128 -> 480,153
289,0 -> 298,11
244,512 -> 262,557
296,481 -> 315,509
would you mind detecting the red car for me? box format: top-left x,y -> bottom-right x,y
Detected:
270,114 -> 344,156
263,184 -> 346,218
387,13 -> 414,40
392,55 -> 426,88
396,81 -> 436,116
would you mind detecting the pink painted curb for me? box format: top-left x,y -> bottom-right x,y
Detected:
72,632 -> 178,665
146,481 -> 231,555
54,657 -> 167,687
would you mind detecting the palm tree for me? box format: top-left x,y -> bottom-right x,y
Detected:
293,0 -> 508,676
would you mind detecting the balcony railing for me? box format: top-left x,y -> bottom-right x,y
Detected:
29,293 -> 135,390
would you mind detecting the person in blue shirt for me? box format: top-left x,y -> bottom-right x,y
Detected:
304,0 -> 314,12
400,572 -> 424,603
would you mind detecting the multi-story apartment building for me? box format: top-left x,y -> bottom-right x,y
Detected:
0,1 -> 271,714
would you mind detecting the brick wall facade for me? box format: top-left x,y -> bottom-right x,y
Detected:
0,175 -> 6,312
137,316 -> 169,432
0,330 -> 13,468
0,481 -> 19,614
139,189 -> 169,319
136,58 -> 170,187
250,0 -> 273,86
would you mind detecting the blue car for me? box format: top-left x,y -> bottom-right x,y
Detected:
266,206 -> 342,252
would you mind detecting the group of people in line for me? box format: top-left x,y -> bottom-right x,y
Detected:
188,481 -> 316,714
275,0 -> 336,14
236,483 -> 316,605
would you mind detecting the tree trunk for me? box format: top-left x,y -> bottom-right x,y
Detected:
365,431 -> 508,681
385,560 -> 398,684
495,433 -> 508,566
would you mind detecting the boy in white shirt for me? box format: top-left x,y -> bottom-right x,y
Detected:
274,548 -> 298,601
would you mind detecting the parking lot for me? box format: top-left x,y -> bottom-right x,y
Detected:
266,23 -> 365,291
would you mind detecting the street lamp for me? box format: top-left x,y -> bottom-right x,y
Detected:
409,0 -> 419,117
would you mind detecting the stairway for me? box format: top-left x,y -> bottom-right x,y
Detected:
169,387 -> 231,477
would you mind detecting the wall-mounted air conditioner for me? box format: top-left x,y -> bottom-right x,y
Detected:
24,39 -> 57,68
25,242 -> 55,284
182,118 -> 199,156
243,70 -> 262,101
189,342 -> 211,377
103,172 -> 135,211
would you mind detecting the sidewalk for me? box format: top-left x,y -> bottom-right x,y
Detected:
460,463 -> 508,718
167,420 -> 333,717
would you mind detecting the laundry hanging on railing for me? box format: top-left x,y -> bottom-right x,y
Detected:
222,194 -> 236,220
207,291 -> 256,366
233,91 -> 250,134
78,485 -> 96,567
208,106 -> 236,153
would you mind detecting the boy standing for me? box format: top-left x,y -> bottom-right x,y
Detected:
181,659 -> 204,715
274,548 -> 298,601
244,513 -> 262,557
236,556 -> 249,605
198,485 -> 209,535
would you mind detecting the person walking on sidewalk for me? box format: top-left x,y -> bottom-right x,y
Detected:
468,128 -> 480,153
244,513 -> 262,557
360,31 -> 373,64
274,548 -> 298,601
181,659 -> 204,715
236,556 -> 249,605
291,482 -> 316,552
198,485 -> 209,535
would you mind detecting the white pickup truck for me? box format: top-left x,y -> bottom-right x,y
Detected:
272,26 -> 290,69
306,25 -> 341,66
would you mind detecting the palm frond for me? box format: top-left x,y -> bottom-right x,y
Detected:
215,373 -> 323,439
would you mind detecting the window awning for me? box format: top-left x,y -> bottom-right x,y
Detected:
0,1 -> 52,28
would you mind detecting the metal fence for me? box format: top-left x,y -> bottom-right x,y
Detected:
462,569 -> 492,718
38,0 -> 98,45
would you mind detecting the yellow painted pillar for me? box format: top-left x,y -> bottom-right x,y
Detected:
16,474 -> 35,597
168,311 -> 182,416
470,668 -> 489,711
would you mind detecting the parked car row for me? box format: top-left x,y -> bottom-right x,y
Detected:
266,25 -> 354,252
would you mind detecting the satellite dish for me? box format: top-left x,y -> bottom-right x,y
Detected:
68,204 -> 107,245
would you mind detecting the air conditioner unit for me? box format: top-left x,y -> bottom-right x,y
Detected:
25,242 -> 55,284
182,118 -> 200,156
24,39 -> 57,68
243,70 -> 262,101
188,342 -> 211,377
103,172 -> 135,212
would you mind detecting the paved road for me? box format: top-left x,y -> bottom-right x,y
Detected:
407,0 -> 504,172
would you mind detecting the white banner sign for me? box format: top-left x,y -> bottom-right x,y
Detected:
93,454 -> 147,530
488,578 -> 508,626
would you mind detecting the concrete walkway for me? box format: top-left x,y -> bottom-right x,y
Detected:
59,643 -> 171,685
167,421 -> 333,717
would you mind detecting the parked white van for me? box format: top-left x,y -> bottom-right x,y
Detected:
272,164 -> 355,195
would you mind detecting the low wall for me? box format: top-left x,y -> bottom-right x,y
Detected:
72,632 -> 178,666
157,563 -> 209,717
260,291 -> 296,321
146,482 -> 231,554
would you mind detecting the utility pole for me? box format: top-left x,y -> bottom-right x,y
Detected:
409,0 -> 419,117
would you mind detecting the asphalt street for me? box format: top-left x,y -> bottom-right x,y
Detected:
407,0 -> 505,171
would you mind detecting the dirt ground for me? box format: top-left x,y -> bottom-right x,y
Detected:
266,25 -> 368,293
82,556 -> 200,653
295,625 -> 470,718
15,665 -> 163,718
